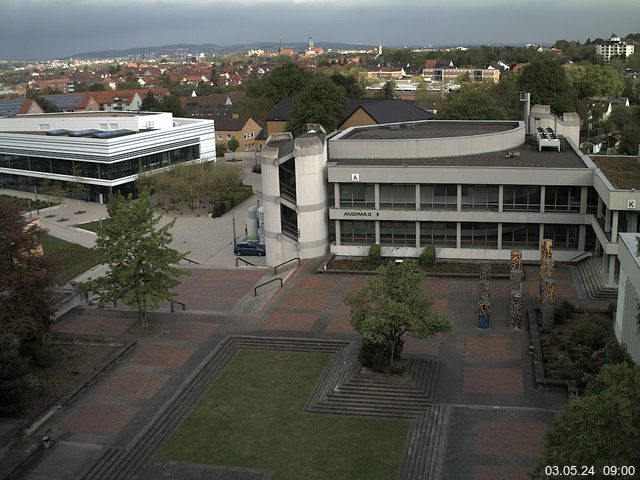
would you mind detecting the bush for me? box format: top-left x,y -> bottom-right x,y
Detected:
210,201 -> 226,218
252,164 -> 262,174
0,333 -> 29,416
554,300 -> 575,324
572,315 -> 610,349
604,339 -> 633,366
358,339 -> 404,373
21,340 -> 54,368
369,244 -> 381,264
419,245 -> 436,267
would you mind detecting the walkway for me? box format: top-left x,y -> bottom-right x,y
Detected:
13,259 -> 608,480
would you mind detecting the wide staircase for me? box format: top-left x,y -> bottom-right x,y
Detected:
576,257 -> 618,299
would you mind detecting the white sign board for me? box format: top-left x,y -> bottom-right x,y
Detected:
351,173 -> 360,182
627,199 -> 637,209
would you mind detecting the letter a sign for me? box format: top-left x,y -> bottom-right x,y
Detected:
351,173 -> 360,182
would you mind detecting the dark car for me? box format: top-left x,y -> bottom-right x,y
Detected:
233,241 -> 266,256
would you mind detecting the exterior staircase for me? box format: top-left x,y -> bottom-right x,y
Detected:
576,257 -> 618,299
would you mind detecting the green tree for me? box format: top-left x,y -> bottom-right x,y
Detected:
377,80 -> 397,99
246,63 -> 313,104
330,72 -> 365,98
518,58 -> 577,114
627,52 -> 640,69
285,75 -> 348,135
88,82 -> 107,91
619,124 -> 640,155
436,84 -> 509,120
344,259 -> 451,369
140,91 -> 160,111
226,136 -> 239,152
565,63 -> 624,98
158,95 -> 184,116
0,200 -> 53,340
31,95 -> 60,113
86,191 -> 186,326
534,363 -> 640,479
0,333 -> 29,416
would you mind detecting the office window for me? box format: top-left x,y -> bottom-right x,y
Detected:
503,186 -> 541,211
461,185 -> 499,211
545,186 -> 580,212
502,223 -> 539,249
340,220 -> 375,245
420,184 -> 457,210
340,183 -> 375,208
461,223 -> 498,248
544,224 -> 579,249
420,222 -> 456,247
380,184 -> 415,209
380,221 -> 416,245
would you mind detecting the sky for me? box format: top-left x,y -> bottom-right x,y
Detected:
1,0 -> 639,60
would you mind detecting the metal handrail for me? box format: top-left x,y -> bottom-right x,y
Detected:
170,301 -> 186,312
180,256 -> 200,265
569,251 -> 593,263
273,257 -> 300,275
254,277 -> 283,296
236,257 -> 256,267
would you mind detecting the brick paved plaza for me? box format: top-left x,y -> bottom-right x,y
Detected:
20,260 -> 600,480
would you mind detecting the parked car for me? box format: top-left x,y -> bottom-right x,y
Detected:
234,241 -> 266,256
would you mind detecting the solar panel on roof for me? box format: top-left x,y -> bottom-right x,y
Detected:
47,129 -> 70,136
68,129 -> 101,137
92,129 -> 135,139
42,94 -> 84,109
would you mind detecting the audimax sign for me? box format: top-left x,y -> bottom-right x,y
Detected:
342,210 -> 380,217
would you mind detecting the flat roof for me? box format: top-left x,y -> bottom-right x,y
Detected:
330,136 -> 587,169
17,112 -> 159,118
591,156 -> 640,190
341,121 -> 519,140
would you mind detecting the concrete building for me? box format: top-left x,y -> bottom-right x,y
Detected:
596,34 -> 635,63
259,107 -> 640,293
422,66 -> 500,84
615,232 -> 640,363
0,111 -> 215,201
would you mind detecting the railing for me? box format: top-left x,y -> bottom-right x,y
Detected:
280,183 -> 297,202
170,301 -> 186,312
236,257 -> 257,267
254,277 -> 283,296
569,251 -> 593,263
273,257 -> 300,275
281,219 -> 298,240
180,256 -> 200,265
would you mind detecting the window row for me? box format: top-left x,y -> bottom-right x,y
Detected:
0,145 -> 200,181
337,184 -> 584,212
340,221 -> 580,250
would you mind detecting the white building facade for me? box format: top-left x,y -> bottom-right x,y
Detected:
615,233 -> 640,363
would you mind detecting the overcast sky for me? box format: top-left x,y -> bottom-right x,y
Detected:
1,0 -> 638,60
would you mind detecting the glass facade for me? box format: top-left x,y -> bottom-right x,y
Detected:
420,184 -> 457,210
0,144 -> 200,182
502,223 -> 540,248
503,186 -> 541,211
380,184 -> 415,209
380,221 -> 416,245
420,222 -> 457,247
461,185 -> 499,211
340,184 -> 375,208
340,220 -> 375,245
544,224 -> 579,249
544,186 -> 581,212
461,223 -> 499,248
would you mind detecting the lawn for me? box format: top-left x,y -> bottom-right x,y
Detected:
75,219 -> 107,233
158,350 -> 411,480
41,234 -> 101,284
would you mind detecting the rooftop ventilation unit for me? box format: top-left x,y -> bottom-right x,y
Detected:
536,126 -> 560,152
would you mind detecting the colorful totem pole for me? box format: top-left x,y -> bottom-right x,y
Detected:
541,279 -> 556,330
509,250 -> 524,329
539,239 -> 556,329
477,263 -> 491,329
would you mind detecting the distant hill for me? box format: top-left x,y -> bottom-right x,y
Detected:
70,42 -> 379,59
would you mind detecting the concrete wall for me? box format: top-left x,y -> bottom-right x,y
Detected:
529,105 -> 581,147
616,233 -> 640,363
0,111 -> 174,131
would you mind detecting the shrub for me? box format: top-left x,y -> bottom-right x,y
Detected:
419,245 -> 436,267
21,340 -> 54,368
0,333 -> 29,416
554,300 -> 575,325
369,244 -> 381,264
572,315 -> 610,349
210,201 -> 226,218
604,339 -> 633,366
358,338 -> 404,373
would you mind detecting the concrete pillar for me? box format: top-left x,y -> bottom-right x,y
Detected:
539,224 -> 545,247
578,225 -> 586,251
611,211 -> 619,242
374,184 -> 380,210
602,253 -> 608,273
540,185 -> 546,213
608,255 -> 617,286
580,186 -> 588,214
605,208 -> 611,233
415,221 -> 420,248
335,220 -> 341,246
375,220 -> 380,244
334,183 -> 340,209
498,185 -> 504,213
597,196 -> 603,218
456,222 -> 461,249
457,184 -> 462,212
497,223 -> 503,250
415,184 -> 420,211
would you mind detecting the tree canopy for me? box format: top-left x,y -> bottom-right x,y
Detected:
86,191 -> 186,325
330,71 -> 365,98
518,58 -> 577,114
565,63 -> 624,98
245,63 -> 313,105
285,75 -> 348,135
344,259 -> 451,369
0,200 -> 53,340
534,362 -> 640,478
436,84 -> 510,120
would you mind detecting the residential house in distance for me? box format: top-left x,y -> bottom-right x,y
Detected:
422,64 -> 500,83
182,92 -> 247,117
264,98 -> 434,137
0,97 -> 44,117
91,90 -> 143,112
366,66 -> 406,80
587,96 -> 630,120
596,34 -> 635,63
39,93 -> 99,113
211,108 -> 262,152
